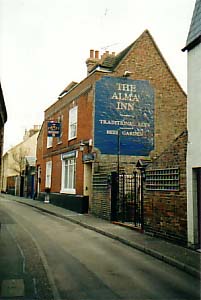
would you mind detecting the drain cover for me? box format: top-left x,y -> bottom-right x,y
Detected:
1,279 -> 24,297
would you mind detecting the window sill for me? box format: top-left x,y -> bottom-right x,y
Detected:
60,189 -> 76,194
68,136 -> 77,142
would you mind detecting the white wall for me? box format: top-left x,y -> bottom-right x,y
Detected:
1,131 -> 39,193
187,43 -> 201,246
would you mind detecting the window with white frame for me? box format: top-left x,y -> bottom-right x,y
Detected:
45,161 -> 52,188
61,151 -> 76,194
68,106 -> 77,140
47,136 -> 53,148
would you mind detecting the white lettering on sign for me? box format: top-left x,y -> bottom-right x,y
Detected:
116,102 -> 135,111
117,83 -> 137,92
106,130 -> 118,135
122,130 -> 143,136
110,83 -> 140,111
111,92 -> 139,102
99,119 -> 150,128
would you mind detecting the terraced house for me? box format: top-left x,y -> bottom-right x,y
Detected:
36,30 -> 187,244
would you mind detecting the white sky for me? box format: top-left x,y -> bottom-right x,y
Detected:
0,0 -> 195,152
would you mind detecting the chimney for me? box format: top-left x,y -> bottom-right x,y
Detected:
95,50 -> 99,59
90,49 -> 94,58
86,49 -> 100,75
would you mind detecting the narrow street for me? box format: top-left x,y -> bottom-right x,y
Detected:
0,197 -> 200,300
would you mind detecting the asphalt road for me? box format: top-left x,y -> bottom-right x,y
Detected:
0,198 -> 200,300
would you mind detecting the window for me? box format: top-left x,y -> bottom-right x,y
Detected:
68,106 -> 77,140
61,151 -> 76,194
45,161 -> 52,188
146,168 -> 179,191
47,136 -> 53,148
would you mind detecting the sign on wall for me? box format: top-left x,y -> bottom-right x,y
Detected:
94,76 -> 154,156
47,121 -> 61,137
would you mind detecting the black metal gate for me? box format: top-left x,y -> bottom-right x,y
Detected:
111,171 -> 144,229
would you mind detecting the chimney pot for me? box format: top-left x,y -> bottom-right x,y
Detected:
95,50 -> 99,59
90,49 -> 94,58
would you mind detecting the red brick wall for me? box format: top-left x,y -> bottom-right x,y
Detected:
90,30 -> 187,222
112,30 -> 187,157
51,154 -> 62,192
144,131 -> 188,243
36,30 -> 187,231
37,74 -> 100,195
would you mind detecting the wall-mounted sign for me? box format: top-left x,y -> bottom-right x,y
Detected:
47,121 -> 61,137
61,150 -> 76,160
94,76 -> 154,156
82,153 -> 95,162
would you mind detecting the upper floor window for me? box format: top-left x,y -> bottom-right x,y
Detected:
68,106 -> 77,140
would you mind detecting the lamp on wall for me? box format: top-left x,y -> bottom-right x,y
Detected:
123,70 -> 133,77
79,140 -> 86,152
79,139 -> 92,152
79,139 -> 95,162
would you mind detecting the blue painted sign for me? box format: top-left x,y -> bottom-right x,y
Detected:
94,76 -> 154,156
47,121 -> 61,137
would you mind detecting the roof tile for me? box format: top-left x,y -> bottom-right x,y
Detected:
185,0 -> 201,48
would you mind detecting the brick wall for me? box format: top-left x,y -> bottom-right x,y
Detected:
112,30 -> 187,158
36,30 -> 187,226
36,73 -> 102,196
144,131 -> 188,244
91,30 -> 187,221
91,173 -> 111,220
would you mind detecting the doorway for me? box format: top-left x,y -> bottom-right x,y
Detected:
196,168 -> 201,249
111,171 -> 144,229
83,163 -> 92,209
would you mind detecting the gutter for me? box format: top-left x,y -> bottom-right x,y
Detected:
182,35 -> 201,52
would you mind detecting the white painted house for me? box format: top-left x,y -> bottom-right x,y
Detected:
183,0 -> 201,249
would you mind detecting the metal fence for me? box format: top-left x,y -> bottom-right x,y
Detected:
111,171 -> 144,229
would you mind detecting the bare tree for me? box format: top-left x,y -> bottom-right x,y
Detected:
10,147 -> 30,176
8,147 -> 30,196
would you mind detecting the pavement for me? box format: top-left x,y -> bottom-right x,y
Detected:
0,194 -> 200,280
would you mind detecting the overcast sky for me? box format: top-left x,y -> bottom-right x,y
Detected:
0,0 -> 195,152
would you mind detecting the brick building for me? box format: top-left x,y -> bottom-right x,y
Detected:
36,30 -> 187,242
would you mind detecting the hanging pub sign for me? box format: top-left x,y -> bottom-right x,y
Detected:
47,121 -> 61,137
94,76 -> 154,156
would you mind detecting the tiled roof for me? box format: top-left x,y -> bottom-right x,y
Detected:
99,38 -> 137,71
183,0 -> 201,50
88,30 -> 150,73
59,81 -> 78,97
